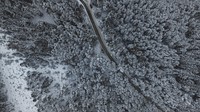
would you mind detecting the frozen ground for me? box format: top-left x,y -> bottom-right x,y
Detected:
0,0 -> 200,112
0,33 -> 38,112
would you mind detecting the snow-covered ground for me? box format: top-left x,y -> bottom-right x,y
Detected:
0,31 -> 71,112
0,33 -> 38,112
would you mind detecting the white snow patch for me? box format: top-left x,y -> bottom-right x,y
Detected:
0,33 -> 38,112
0,32 -> 72,112
32,8 -> 56,25
94,42 -> 101,55
36,64 -> 69,91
